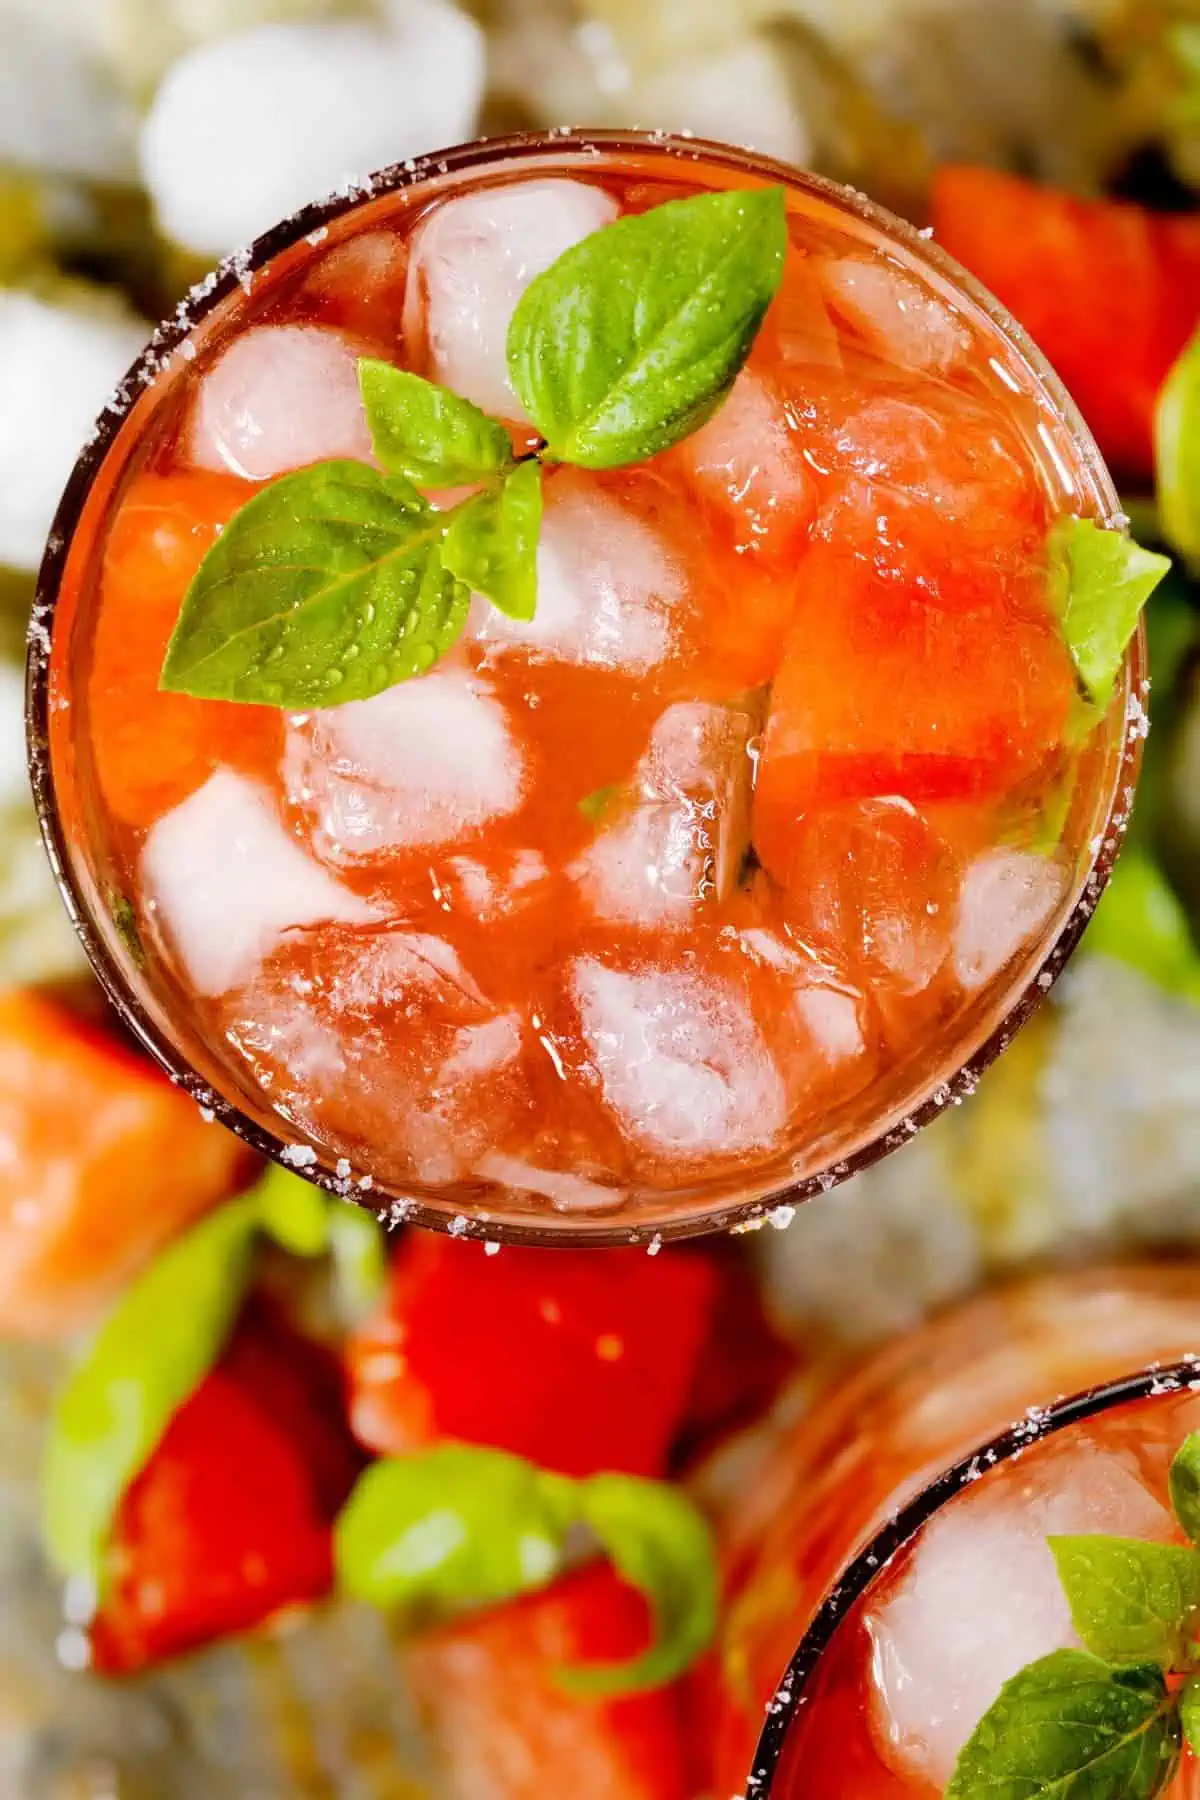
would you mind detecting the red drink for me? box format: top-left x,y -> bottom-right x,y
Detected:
30,134 -> 1142,1240
714,1266 -> 1200,1796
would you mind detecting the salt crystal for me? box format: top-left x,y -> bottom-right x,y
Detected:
285,667 -> 526,858
473,477 -> 684,673
189,324 -> 371,479
141,771 -> 376,995
953,849 -> 1067,991
404,177 -> 617,419
573,958 -> 786,1159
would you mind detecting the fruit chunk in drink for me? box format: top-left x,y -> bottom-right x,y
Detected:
43,139 -> 1140,1230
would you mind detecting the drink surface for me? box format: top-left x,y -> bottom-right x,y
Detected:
48,143 -> 1133,1227
715,1264 -> 1200,1794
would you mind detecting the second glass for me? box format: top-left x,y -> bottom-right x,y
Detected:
28,131 -> 1142,1242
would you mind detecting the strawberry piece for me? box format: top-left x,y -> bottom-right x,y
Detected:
90,470 -> 282,830
0,990 -> 251,1337
348,1232 -> 716,1479
404,1564 -> 691,1800
931,165 -> 1200,480
752,544 -> 1073,877
92,1308 -> 362,1674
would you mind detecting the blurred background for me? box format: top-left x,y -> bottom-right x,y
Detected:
9,1 -> 1200,1795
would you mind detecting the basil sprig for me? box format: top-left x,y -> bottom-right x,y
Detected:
334,1445 -> 717,1696
947,1430 -> 1200,1798
41,1166 -> 384,1588
1049,515 -> 1168,706
160,187 -> 788,711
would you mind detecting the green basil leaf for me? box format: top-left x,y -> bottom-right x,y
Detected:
562,1474 -> 718,1696
359,360 -> 515,486
1087,850 -> 1200,1007
1180,1676 -> 1200,1756
578,783 -> 626,824
1170,1433 -> 1200,1545
334,1446 -> 577,1621
507,187 -> 787,470
442,460 -> 542,621
327,1200 -> 388,1323
1155,323 -> 1200,571
945,1652 -> 1180,1800
42,1194 -> 260,1586
1050,516 -> 1169,706
1049,1535 -> 1200,1668
160,460 -> 469,708
255,1163 -> 331,1257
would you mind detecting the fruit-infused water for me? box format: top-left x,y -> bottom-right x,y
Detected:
35,135 -> 1140,1236
714,1265 -> 1200,1796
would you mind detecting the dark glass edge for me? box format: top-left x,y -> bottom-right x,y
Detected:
23,127 -> 1145,1248
743,1355 -> 1200,1797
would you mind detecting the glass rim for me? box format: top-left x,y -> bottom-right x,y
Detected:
24,127 -> 1147,1248
744,1354 -> 1200,1797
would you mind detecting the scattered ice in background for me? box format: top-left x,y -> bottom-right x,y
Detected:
285,667 -> 526,859
817,255 -> 971,372
139,0 -> 485,256
141,770 -> 376,995
626,35 -> 813,166
473,476 -> 685,672
574,700 -> 755,927
866,1432 -> 1176,1788
404,178 -> 618,420
0,8 -> 136,182
189,323 -> 371,479
953,849 -> 1066,990
573,957 -> 786,1160
0,288 -> 146,571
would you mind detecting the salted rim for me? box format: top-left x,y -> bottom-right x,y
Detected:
25,128 -> 1147,1248
743,1355 -> 1200,1797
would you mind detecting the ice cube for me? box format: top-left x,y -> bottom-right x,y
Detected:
818,255 -> 971,373
573,701 -> 755,928
443,849 -> 549,922
0,289 -> 145,572
189,324 -> 371,480
303,229 -> 409,344
953,849 -> 1067,990
141,770 -> 376,996
472,477 -> 685,673
682,371 -> 815,556
573,958 -> 786,1161
404,178 -> 618,420
866,1433 -> 1176,1789
225,922 -> 526,1184
285,667 -> 526,859
736,927 -> 873,1106
475,1152 -> 622,1213
140,1 -> 486,257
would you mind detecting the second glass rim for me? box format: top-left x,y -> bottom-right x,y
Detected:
744,1353 -> 1200,1797
25,126 -> 1147,1248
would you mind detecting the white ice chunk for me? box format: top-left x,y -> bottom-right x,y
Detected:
0,290 -> 145,571
141,771 -> 376,996
0,11 -> 136,183
791,985 -> 866,1062
953,849 -> 1067,990
574,702 -> 754,928
439,1012 -> 522,1080
140,0 -> 485,257
574,959 -> 786,1159
405,178 -> 618,420
818,255 -> 971,373
189,324 -> 371,479
626,37 -> 812,167
285,667 -> 525,858
683,371 -> 814,549
476,1152 -> 622,1214
474,480 -> 684,673
866,1434 -> 1175,1789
